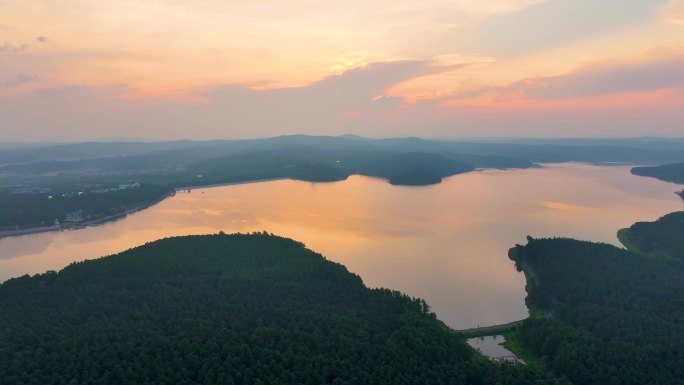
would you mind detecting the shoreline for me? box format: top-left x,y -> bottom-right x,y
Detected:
0,167 -> 539,240
0,191 -> 176,240
0,162 -> 647,241
0,177 -> 299,240
453,320 -> 523,337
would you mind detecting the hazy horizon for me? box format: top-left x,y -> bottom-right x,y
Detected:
2,2 -> 684,383
3,134 -> 684,146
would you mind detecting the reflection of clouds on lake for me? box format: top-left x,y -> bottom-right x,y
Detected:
0,234 -> 54,261
540,201 -> 593,213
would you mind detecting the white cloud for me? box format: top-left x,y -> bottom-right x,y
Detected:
0,0 -> 542,92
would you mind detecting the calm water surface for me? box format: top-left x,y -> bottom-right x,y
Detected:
467,336 -> 515,360
1,163 -> 681,328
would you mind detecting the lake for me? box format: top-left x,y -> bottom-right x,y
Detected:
467,336 -> 518,361
0,163 -> 681,328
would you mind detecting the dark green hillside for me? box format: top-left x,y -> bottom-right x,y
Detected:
632,162 -> 684,184
3,136 -> 683,177
509,233 -> 684,385
357,152 -> 474,177
0,233 -> 550,385
185,150 -> 474,187
389,167 -> 442,186
10,134 -> 683,232
619,211 -> 684,261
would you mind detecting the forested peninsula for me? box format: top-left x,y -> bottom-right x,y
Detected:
631,162 -> 684,202
632,162 -> 684,184
0,233 -> 551,385
507,212 -> 684,384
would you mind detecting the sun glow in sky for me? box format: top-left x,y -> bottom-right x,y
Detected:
1,0 -> 683,140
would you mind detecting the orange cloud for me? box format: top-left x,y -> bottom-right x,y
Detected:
0,0 -> 541,97
661,0 -> 684,25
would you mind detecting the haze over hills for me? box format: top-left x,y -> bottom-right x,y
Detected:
2,135 -> 683,233
4,0 -> 684,383
4,136 -> 681,236
463,137 -> 684,151
2,135 -> 684,170
4,135 -> 684,192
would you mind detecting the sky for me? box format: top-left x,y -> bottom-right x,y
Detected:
1,0 -> 683,141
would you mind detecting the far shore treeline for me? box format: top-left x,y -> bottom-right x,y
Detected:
2,135 -> 684,232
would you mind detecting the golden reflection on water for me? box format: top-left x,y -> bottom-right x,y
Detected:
0,163 -> 681,328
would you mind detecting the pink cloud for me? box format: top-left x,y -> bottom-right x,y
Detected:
439,53 -> 684,112
2,57 -> 684,141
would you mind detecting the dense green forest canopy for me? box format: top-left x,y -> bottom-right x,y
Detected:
0,233 -> 552,385
619,211 -> 684,261
509,228 -> 684,385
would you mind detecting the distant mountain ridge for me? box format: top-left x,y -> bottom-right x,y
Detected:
3,135 -> 684,169
3,135 -> 683,188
